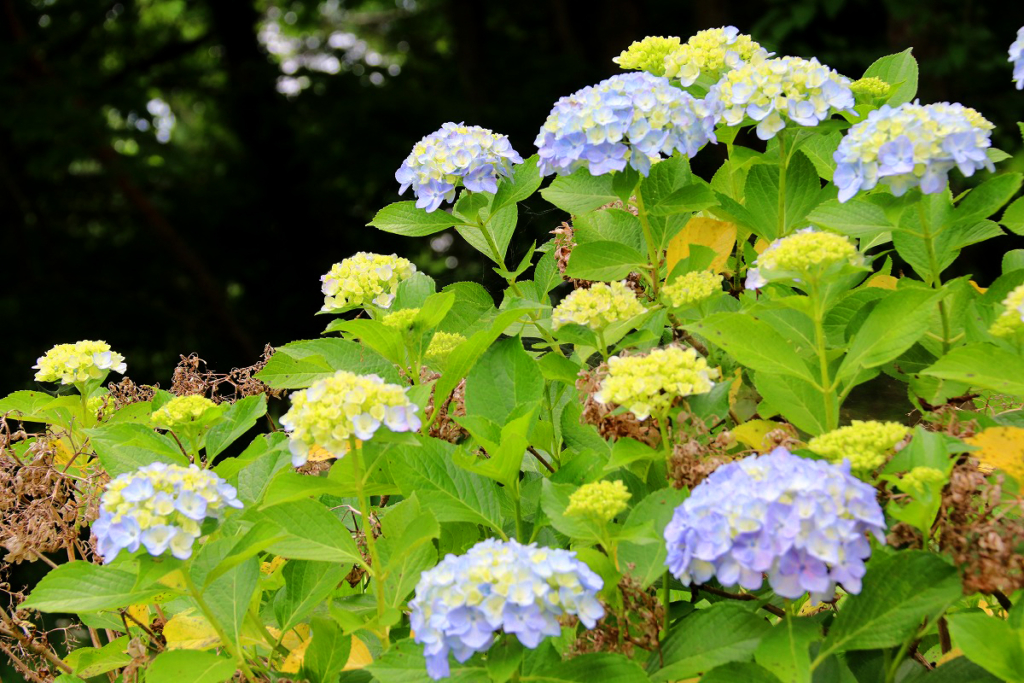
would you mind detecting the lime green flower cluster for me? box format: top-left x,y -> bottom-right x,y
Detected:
565,480 -> 631,523
280,370 -> 421,467
321,252 -> 417,311
612,36 -> 682,76
33,340 -> 127,385
382,308 -> 420,330
989,284 -> 1024,338
807,420 -> 909,472
551,281 -> 646,331
662,27 -> 770,86
425,331 -> 465,365
663,270 -> 722,308
898,466 -> 947,496
850,77 -> 891,100
152,395 -> 219,430
594,347 -> 720,420
746,228 -> 864,289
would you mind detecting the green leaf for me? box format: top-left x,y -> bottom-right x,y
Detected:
465,336 -> 544,424
368,638 -> 488,683
902,656 -> 1001,683
439,282 -> 496,334
820,551 -> 960,655
456,404 -> 538,487
563,241 -> 647,281
394,271 -> 438,310
205,395 -> 266,459
540,479 -> 605,544
541,168 -> 618,215
456,204 -> 518,264
800,131 -> 843,182
920,343 -> 1024,396
323,319 -> 406,366
946,613 -> 1024,683
492,155 -> 542,213
369,201 -> 457,236
573,209 -> 643,252
618,487 -> 689,588
836,287 -> 946,384
651,602 -> 772,682
250,499 -> 365,565
303,616 -> 352,683
204,522 -> 286,586
700,662 -> 784,683
388,436 -> 505,536
686,313 -> 817,383
1002,196 -> 1024,236
754,373 -> 834,436
377,495 -> 440,607
23,561 -> 163,613
646,181 -> 718,216
537,353 -> 582,386
954,173 -> 1022,226
64,636 -> 131,678
255,339 -> 401,388
485,637 -> 524,683
863,49 -> 918,106
202,557 -> 258,659
86,423 -> 188,476
147,650 -> 237,683
807,199 -> 893,238
274,560 -> 349,634
527,653 -> 649,681
743,152 -> 825,240
754,618 -> 821,683
0,390 -> 62,423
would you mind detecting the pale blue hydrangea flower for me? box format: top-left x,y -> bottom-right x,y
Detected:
1011,27 -> 1024,90
92,463 -> 242,563
833,102 -> 995,202
664,447 -> 886,604
396,123 -> 524,212
410,538 -> 604,680
706,56 -> 854,140
535,72 -> 720,177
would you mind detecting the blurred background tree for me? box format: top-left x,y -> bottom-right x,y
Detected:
2,0 -> 1024,394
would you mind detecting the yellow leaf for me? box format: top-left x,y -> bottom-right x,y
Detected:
970,280 -> 988,294
753,238 -> 770,255
163,612 -> 220,650
265,624 -> 311,674
864,274 -> 898,290
965,427 -> 1024,483
261,556 -> 287,575
344,635 -> 373,670
936,647 -> 963,666
52,435 -> 80,466
307,444 -> 336,462
158,569 -> 187,591
665,217 -> 737,277
731,420 -> 795,451
127,604 -> 150,626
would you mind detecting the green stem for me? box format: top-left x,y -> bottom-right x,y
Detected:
512,479 -> 524,542
885,638 -> 914,683
183,572 -> 257,681
777,133 -> 788,238
810,284 -> 838,431
916,201 -> 951,354
350,435 -> 389,648
662,571 -> 671,633
633,186 -> 661,298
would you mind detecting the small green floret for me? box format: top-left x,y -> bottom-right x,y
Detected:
898,466 -> 947,496
382,308 -> 420,330
663,270 -> 722,308
152,395 -> 219,430
850,77 -> 891,99
613,36 -> 682,76
565,480 -> 631,523
551,281 -> 646,331
807,420 -> 909,473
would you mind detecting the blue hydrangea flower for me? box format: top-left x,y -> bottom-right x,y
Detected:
534,72 -> 720,177
396,123 -> 523,212
833,102 -> 995,202
664,447 -> 886,603
92,463 -> 243,563
1011,28 -> 1024,90
409,538 -> 604,680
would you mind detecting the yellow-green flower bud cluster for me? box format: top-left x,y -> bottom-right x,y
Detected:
662,27 -> 770,86
663,270 -> 722,308
807,420 -> 909,472
746,228 -> 863,289
613,36 -> 682,76
850,77 -> 891,100
595,347 -> 720,420
151,395 -> 219,430
33,340 -> 127,385
280,370 -> 421,467
321,252 -> 416,311
989,284 -> 1024,338
425,331 -> 466,365
565,480 -> 631,523
898,466 -> 946,496
551,281 -> 646,331
382,308 -> 420,330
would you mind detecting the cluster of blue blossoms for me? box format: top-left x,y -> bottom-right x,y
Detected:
535,72 -> 720,177
833,102 -> 995,202
664,448 -> 886,604
1011,27 -> 1024,90
395,122 -> 524,212
410,539 -> 604,680
92,463 -> 243,563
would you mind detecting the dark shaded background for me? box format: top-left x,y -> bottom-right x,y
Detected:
4,0 -> 1024,393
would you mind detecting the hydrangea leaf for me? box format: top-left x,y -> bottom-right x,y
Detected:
274,560 -> 349,634
302,616 -> 352,683
665,216 -> 736,275
921,343 -> 1024,396
368,201 -> 458,236
205,394 -> 267,459
23,561 -> 164,613
862,49 -> 918,106
946,612 -> 1024,682
147,650 -> 236,683
753,617 -> 821,683
562,240 -> 647,281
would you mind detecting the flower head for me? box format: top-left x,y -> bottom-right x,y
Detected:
382,308 -> 420,330
989,284 -> 1024,338
280,370 -> 421,467
33,341 -> 127,385
535,72 -> 720,177
833,102 -> 995,203
425,332 -> 466,367
151,395 -> 220,430
662,270 -> 723,308
807,420 -> 909,473
565,480 -> 631,523
396,123 -> 523,212
551,281 -> 646,331
594,346 -> 719,420
664,447 -> 886,603
707,56 -> 854,140
849,77 -> 891,102
92,463 -> 242,563
1010,27 -> 1024,90
663,27 -> 771,86
321,252 -> 417,310
897,466 -> 946,495
409,538 -> 604,680
745,228 -> 864,290
613,36 -> 682,76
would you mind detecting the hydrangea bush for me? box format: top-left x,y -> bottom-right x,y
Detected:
3,23 -> 1024,683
